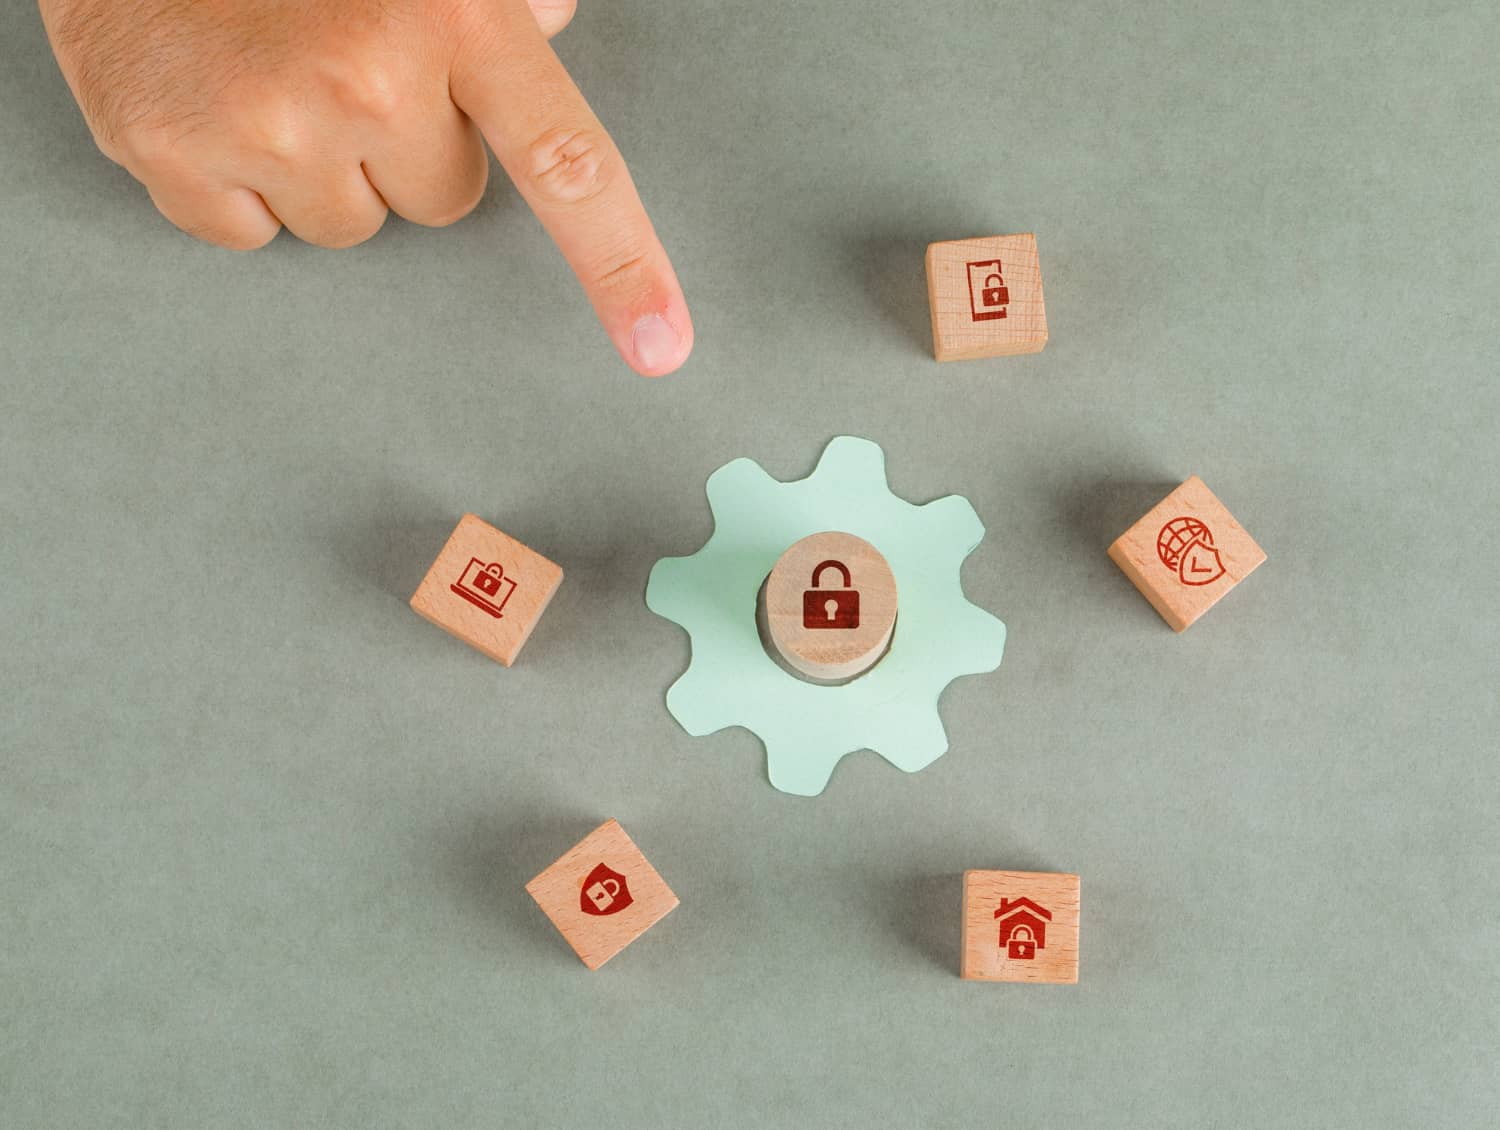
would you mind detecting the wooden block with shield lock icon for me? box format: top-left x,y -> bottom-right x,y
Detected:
925,233 -> 1048,362
526,819 -> 680,970
409,513 -> 563,666
961,870 -> 1079,984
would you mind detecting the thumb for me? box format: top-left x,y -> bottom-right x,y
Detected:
450,1 -> 693,377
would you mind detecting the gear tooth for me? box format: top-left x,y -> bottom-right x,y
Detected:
962,607 -> 1009,669
705,457 -> 778,518
765,739 -> 847,797
664,666 -> 737,736
876,711 -> 951,775
644,555 -> 696,619
918,494 -> 986,552
811,435 -> 889,492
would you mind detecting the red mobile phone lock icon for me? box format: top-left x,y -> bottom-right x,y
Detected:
803,560 -> 860,630
966,258 -> 1010,321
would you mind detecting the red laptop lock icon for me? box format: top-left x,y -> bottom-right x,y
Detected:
802,560 -> 860,630
451,558 -> 518,618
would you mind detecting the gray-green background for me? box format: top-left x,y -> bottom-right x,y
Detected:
4,1 -> 1497,1126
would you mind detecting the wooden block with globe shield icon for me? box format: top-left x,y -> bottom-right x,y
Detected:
526,820 -> 679,970
1107,476 -> 1266,631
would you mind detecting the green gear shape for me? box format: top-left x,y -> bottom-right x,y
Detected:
645,436 -> 1007,796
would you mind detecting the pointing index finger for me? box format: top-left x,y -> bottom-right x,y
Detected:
450,1 -> 693,376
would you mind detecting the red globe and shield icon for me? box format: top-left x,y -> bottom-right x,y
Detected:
1156,516 -> 1227,586
580,863 -> 633,916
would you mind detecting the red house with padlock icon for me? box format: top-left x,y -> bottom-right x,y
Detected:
995,897 -> 1051,960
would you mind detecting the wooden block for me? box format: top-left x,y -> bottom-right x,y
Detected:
409,513 -> 563,666
525,819 -> 679,970
763,531 -> 898,682
1107,476 -> 1266,632
926,233 -> 1048,362
961,870 -> 1080,984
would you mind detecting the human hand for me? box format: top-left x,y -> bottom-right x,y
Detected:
38,0 -> 693,376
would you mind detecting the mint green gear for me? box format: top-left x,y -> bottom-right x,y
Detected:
646,436 -> 1008,797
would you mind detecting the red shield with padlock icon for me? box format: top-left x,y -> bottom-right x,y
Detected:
579,863 -> 633,916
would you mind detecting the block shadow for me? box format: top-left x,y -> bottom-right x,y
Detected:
847,235 -> 934,358
435,808 -> 605,963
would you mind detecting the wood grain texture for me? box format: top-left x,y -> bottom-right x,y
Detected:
525,819 -> 679,971
1107,476 -> 1266,632
926,233 -> 1048,362
409,513 -> 563,666
764,531 -> 898,682
961,870 -> 1080,984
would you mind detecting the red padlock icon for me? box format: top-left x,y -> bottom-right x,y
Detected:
1007,924 -> 1038,960
981,273 -> 1009,311
473,562 -> 505,596
803,560 -> 860,630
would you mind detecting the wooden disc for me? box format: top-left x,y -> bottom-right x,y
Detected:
763,531 -> 898,682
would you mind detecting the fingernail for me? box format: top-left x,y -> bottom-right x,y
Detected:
630,314 -> 683,374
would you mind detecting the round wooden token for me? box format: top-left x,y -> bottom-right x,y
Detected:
763,531 -> 898,682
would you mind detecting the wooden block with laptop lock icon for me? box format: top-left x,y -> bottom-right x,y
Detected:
526,819 -> 680,970
409,513 -> 563,665
961,870 -> 1080,984
1107,476 -> 1266,632
926,232 -> 1049,362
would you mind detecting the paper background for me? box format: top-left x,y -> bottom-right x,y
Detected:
3,1 -> 1497,1126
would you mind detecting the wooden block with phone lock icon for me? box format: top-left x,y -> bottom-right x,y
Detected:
926,233 -> 1048,362
526,819 -> 679,971
409,513 -> 563,666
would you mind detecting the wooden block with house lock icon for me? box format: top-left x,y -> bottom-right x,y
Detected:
763,531 -> 898,683
409,513 -> 563,666
925,233 -> 1048,362
961,870 -> 1080,984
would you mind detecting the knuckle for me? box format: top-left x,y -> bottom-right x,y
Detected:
237,97 -> 306,164
198,224 -> 279,252
91,128 -> 128,166
522,127 -> 615,206
423,178 -> 487,229
302,210 -> 388,250
164,212 -> 278,252
322,54 -> 404,124
119,123 -> 189,175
